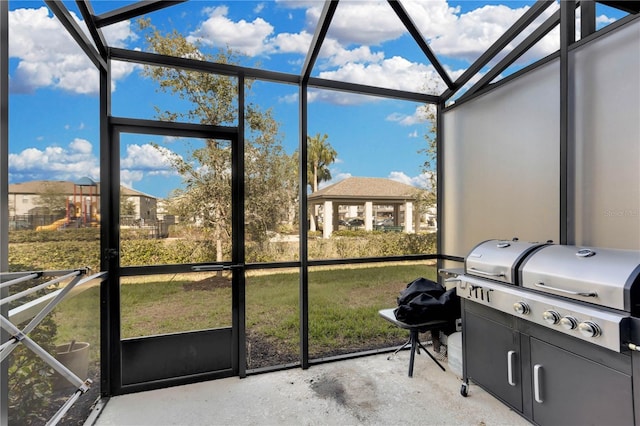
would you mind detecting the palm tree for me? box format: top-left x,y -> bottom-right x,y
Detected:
307,133 -> 337,193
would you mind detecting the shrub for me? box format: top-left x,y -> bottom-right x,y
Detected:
7,278 -> 58,425
9,228 -> 100,243
8,231 -> 437,270
9,241 -> 101,272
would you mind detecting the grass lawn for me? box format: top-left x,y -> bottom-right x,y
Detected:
54,261 -> 438,368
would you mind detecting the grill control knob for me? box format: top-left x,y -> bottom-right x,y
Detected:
560,316 -> 578,330
578,321 -> 602,338
542,310 -> 561,325
513,301 -> 530,315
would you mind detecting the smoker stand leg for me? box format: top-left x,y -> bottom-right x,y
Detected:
414,332 -> 446,372
388,329 -> 447,377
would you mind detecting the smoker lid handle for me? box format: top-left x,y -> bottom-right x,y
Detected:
534,282 -> 598,297
469,268 -> 505,278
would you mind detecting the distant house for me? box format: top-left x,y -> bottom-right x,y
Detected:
307,177 -> 433,238
8,179 -> 157,227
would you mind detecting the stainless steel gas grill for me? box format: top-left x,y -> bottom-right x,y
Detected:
450,239 -> 640,425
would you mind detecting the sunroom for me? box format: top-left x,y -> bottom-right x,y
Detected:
1,1 -> 639,424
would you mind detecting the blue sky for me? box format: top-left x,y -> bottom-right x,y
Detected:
6,1 -> 626,198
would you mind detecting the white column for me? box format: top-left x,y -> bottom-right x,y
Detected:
323,200 -> 333,238
348,205 -> 358,218
364,201 -> 373,231
404,201 -> 414,233
332,202 -> 340,231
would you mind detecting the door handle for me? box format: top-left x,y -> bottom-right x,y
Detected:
191,264 -> 243,272
507,350 -> 516,386
533,364 -> 543,403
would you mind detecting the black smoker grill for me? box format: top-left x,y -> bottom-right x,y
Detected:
451,239 -> 640,425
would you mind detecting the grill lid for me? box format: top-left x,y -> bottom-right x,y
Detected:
520,245 -> 640,312
465,239 -> 549,285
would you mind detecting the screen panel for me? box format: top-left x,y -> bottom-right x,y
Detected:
442,61 -> 560,258
573,19 -> 640,250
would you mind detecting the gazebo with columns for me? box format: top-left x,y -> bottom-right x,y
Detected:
308,177 -> 426,238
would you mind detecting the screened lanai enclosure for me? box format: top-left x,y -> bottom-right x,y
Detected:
1,1 -> 639,424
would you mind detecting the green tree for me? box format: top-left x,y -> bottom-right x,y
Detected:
35,182 -> 67,216
120,193 -> 136,217
138,19 -> 297,258
414,104 -> 437,220
307,133 -> 337,193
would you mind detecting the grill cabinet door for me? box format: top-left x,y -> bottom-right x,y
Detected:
465,311 -> 522,412
530,338 -> 633,426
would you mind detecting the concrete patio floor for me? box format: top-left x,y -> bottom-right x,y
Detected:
88,349 -> 530,426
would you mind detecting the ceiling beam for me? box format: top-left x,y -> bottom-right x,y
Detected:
110,47 -> 436,103
76,0 -> 108,58
581,0 -> 597,38
44,0 -> 106,70
442,0 -> 555,101
387,0 -> 454,90
300,0 -> 437,102
301,0 -> 339,83
110,47 -> 300,85
307,77 -> 439,103
93,1 -> 186,28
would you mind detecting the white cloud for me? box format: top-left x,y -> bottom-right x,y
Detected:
179,0 -> 601,107
278,92 -> 299,104
321,1 -> 406,45
187,6 -> 275,56
119,143 -> 180,190
427,3 -> 564,66
110,60 -> 139,92
9,138 -> 99,181
8,7 -> 137,95
102,20 -> 139,48
120,170 -> 144,190
387,104 -> 435,126
312,56 -> 443,104
270,30 -> 313,55
69,138 -> 92,154
8,139 -> 180,188
120,144 -> 177,172
288,1 -> 566,92
596,14 -> 617,27
299,0 -> 541,69
388,171 -> 433,189
318,40 -> 385,67
319,171 -> 352,190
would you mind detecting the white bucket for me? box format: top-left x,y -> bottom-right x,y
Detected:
52,341 -> 90,390
447,332 -> 463,378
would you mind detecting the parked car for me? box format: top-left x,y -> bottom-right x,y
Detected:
347,218 -> 365,227
375,218 -> 394,227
